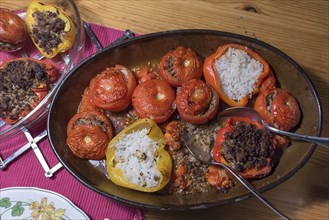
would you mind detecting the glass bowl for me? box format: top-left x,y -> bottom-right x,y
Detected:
0,0 -> 85,141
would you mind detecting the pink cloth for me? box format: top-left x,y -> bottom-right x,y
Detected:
0,23 -> 145,220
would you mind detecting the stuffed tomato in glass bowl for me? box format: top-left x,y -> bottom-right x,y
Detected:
0,0 -> 85,141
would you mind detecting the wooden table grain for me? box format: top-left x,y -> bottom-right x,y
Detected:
2,1 -> 328,219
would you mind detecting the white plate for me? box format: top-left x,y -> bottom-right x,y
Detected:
0,187 -> 89,220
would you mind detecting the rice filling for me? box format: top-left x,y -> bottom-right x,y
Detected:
114,128 -> 161,188
214,48 -> 263,101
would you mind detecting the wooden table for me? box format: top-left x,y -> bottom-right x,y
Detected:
3,1 -> 328,219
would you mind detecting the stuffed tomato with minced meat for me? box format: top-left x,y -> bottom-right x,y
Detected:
159,46 -> 203,87
0,8 -> 27,52
176,79 -> 219,124
66,111 -> 113,160
254,88 -> 301,131
203,44 -> 270,107
106,118 -> 172,192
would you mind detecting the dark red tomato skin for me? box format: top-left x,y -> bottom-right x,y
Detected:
159,46 -> 203,87
66,124 -> 109,160
89,65 -> 137,112
132,79 -> 176,124
66,110 -> 113,138
78,88 -> 99,113
176,79 -> 219,124
254,88 -> 301,131
66,110 -> 113,160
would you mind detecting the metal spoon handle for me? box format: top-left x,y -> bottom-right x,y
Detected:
267,126 -> 329,148
213,161 -> 290,220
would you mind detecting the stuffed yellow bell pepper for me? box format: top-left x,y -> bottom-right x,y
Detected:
25,1 -> 76,58
106,119 -> 172,192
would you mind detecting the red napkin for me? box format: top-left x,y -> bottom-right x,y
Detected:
0,23 -> 145,220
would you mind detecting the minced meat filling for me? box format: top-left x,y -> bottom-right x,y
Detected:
266,93 -> 275,112
31,10 -> 66,54
221,121 -> 274,172
74,117 -> 109,135
0,41 -> 18,51
0,60 -> 49,120
164,56 -> 178,79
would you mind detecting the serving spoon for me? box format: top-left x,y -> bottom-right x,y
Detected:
182,131 -> 290,220
217,107 -> 329,148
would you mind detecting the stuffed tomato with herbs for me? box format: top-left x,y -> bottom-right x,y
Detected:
106,118 -> 172,192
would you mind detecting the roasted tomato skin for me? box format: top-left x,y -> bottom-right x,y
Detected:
159,46 -> 203,87
0,8 -> 27,51
132,79 -> 176,124
164,120 -> 183,151
66,110 -> 112,136
259,70 -> 277,93
134,62 -> 159,83
66,125 -> 109,160
173,163 -> 191,189
205,165 -> 232,190
78,88 -> 99,113
89,65 -> 137,112
66,111 -> 113,160
176,79 -> 219,124
213,117 -> 273,179
203,44 -> 270,107
254,88 -> 301,131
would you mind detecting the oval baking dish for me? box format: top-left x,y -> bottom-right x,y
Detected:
48,29 -> 322,210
